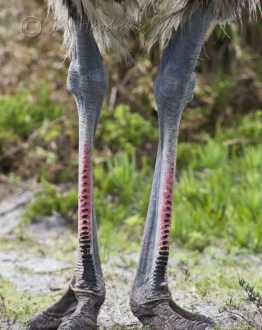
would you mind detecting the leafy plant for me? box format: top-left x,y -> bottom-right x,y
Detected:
23,181 -> 78,224
0,86 -> 62,140
97,104 -> 158,155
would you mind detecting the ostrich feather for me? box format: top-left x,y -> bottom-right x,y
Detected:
48,0 -> 140,58
142,0 -> 261,50
48,0 -> 261,56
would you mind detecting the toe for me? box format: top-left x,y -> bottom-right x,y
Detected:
58,297 -> 100,330
196,319 -> 215,330
58,317 -> 97,330
132,299 -> 215,330
27,312 -> 62,330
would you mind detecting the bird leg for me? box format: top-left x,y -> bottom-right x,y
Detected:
131,5 -> 215,330
28,21 -> 107,330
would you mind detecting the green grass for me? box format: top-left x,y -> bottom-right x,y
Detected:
22,181 -> 78,224
0,86 -> 62,141
174,141 -> 262,251
23,122 -> 262,252
1,86 -> 261,253
0,278 -> 60,326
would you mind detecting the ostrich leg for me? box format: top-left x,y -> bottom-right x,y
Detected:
28,21 -> 107,330
131,5 -> 215,330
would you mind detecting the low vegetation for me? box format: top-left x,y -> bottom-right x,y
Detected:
0,12 -> 261,254
1,83 -> 259,253
223,279 -> 262,329
0,278 -> 59,326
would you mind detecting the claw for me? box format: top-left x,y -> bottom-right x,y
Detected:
58,298 -> 99,330
27,284 -> 103,330
131,296 -> 215,330
27,286 -> 77,330
28,313 -> 62,330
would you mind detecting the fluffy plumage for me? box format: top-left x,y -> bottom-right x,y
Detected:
48,0 -> 261,56
48,0 -> 140,57
143,0 -> 261,50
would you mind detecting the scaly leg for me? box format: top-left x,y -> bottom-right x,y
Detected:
131,4 -> 216,330
28,20 -> 107,330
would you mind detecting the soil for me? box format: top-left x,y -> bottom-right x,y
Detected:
0,188 -> 262,329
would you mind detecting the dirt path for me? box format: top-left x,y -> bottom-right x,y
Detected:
0,189 -> 262,329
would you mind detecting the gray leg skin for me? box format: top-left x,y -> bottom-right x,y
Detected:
131,5 -> 216,330
28,21 -> 107,330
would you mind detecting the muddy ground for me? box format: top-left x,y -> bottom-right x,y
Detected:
0,187 -> 262,330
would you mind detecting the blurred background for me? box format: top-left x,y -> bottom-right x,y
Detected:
0,0 -> 261,329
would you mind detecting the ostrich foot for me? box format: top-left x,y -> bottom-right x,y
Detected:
131,297 -> 214,330
28,283 -> 104,330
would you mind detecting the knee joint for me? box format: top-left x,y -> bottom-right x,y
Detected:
154,71 -> 196,107
67,62 -> 107,100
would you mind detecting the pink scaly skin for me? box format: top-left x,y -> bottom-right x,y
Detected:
151,163 -> 176,289
78,145 -> 93,254
159,164 -> 175,251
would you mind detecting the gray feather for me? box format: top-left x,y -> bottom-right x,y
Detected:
142,0 -> 261,50
48,0 -> 261,56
